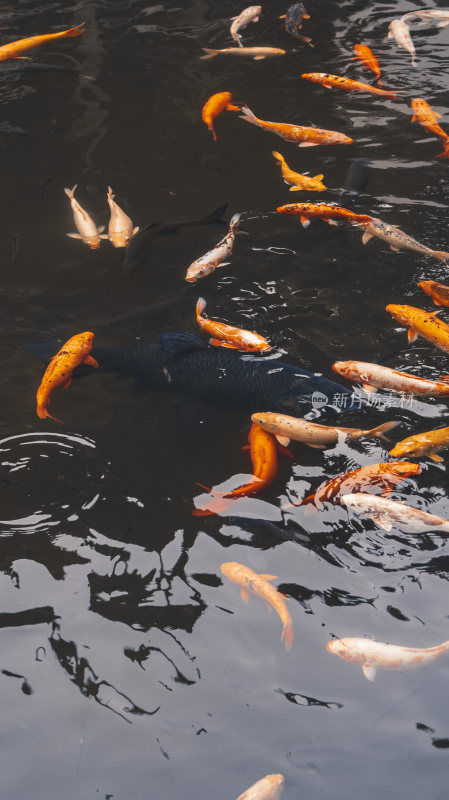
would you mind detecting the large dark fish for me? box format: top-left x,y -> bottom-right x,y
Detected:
341,158 -> 371,203
123,203 -> 229,274
281,3 -> 313,46
28,330 -> 363,418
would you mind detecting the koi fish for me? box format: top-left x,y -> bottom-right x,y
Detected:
341,492 -> 449,534
0,23 -> 85,62
419,279 -> 449,308
402,10 -> 449,28
298,462 -> 421,509
280,4 -> 312,47
202,92 -> 240,141
327,635 -> 449,681
237,774 -> 285,800
251,412 -> 398,448
277,202 -> 372,229
360,217 -> 449,262
410,98 -> 449,158
341,157 -> 371,202
106,187 -> 138,248
390,426 -> 449,463
352,44 -> 382,87
221,562 -> 293,651
185,213 -> 244,282
196,298 -> 271,352
230,6 -> 262,47
201,46 -> 285,60
332,359 -> 449,397
239,106 -> 353,146
36,332 -> 98,423
386,304 -> 449,355
65,185 -> 106,249
301,72 -> 399,99
272,151 -> 326,191
388,18 -> 416,66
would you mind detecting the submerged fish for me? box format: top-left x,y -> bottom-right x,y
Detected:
202,92 -> 239,141
280,3 -> 312,47
236,774 -> 284,800
388,18 -> 416,66
410,98 -> 449,158
352,44 -> 382,86
28,330 -> 363,419
201,46 -> 285,60
341,157 -> 371,202
277,202 -> 372,229
419,279 -> 449,308
390,426 -> 449,462
360,217 -> 449,262
301,72 -> 399,99
107,187 -> 139,248
65,185 -> 106,249
272,151 -> 326,191
402,9 -> 449,28
185,213 -> 244,282
386,304 -> 449,355
0,22 -> 85,61
341,492 -> 449,533
332,359 -> 449,396
196,297 -> 271,352
251,412 -> 398,448
239,106 -> 352,146
36,332 -> 98,423
327,635 -> 449,681
221,561 -> 293,651
230,6 -> 262,47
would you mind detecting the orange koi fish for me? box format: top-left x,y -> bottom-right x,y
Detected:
202,92 -> 240,141
0,23 -> 85,61
277,202 -> 372,229
386,304 -> 449,355
221,562 -> 293,651
272,151 -> 326,191
352,44 -> 382,87
411,98 -> 449,158
301,72 -> 399,99
239,106 -> 352,147
390,426 -> 449,463
201,46 -> 285,60
193,422 -> 291,516
333,359 -> 449,396
36,332 -> 98,423
297,461 -> 421,509
419,279 -> 449,308
196,298 -> 271,352
237,774 -> 285,800
327,636 -> 449,681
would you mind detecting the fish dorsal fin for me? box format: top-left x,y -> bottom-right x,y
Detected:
362,664 -> 376,681
160,331 -> 209,356
258,574 -> 277,581
240,587 -> 249,603
408,328 -> 419,343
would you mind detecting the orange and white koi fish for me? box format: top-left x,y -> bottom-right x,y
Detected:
237,774 -> 285,800
386,304 -> 449,356
332,359 -> 449,396
230,6 -> 262,46
0,22 -> 85,62
239,106 -> 353,146
297,462 -> 421,509
327,635 -> 449,681
107,187 -> 138,248
65,185 -> 106,249
301,72 -> 399,99
402,9 -> 449,28
419,279 -> 449,308
352,44 -> 382,87
276,202 -> 372,229
410,98 -> 449,158
341,492 -> 449,534
36,332 -> 98,423
185,213 -> 244,282
221,562 -> 293,651
202,92 -> 240,141
272,151 -> 326,191
201,46 -> 285,60
251,412 -> 398,448
390,426 -> 449,463
360,217 -> 449,262
196,298 -> 271,352
388,18 -> 416,66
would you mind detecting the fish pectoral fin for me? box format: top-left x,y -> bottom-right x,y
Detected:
276,435 -> 291,447
289,186 -> 302,191
83,355 -> 99,367
132,226 -> 140,234
327,219 -> 338,226
63,377 -> 72,388
97,225 -> 105,233
307,443 -> 327,449
389,245 -> 400,252
217,262 -> 231,268
411,114 -> 417,122
370,513 -> 393,531
278,444 -> 294,458
428,453 -> 444,462
298,142 -> 319,147
253,55 -> 266,60
407,328 -> 419,343
67,233 -> 82,239
362,664 -> 377,681
264,601 -> 273,613
258,574 -> 277,581
240,588 -> 250,603
362,231 -> 373,244
300,216 -> 311,228
209,339 -> 240,349
362,383 -> 377,393
437,20 -> 449,27
279,13 -> 286,18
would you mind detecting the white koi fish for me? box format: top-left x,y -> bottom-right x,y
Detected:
341,492 -> 449,533
332,359 -> 449,396
230,5 -> 262,46
402,9 -> 449,28
65,185 -> 106,249
360,217 -> 449,262
251,412 -> 398,448
327,635 -> 449,681
388,18 -> 416,66
106,186 -> 139,248
185,213 -> 244,282
236,773 -> 285,800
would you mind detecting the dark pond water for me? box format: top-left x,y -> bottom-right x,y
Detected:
2,0 -> 449,797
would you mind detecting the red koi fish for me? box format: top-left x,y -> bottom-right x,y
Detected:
352,44 -> 382,86
277,202 -> 372,229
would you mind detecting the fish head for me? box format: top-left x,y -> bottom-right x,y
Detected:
220,562 -> 240,582
332,360 -> 360,382
388,461 -> 422,478
251,412 -> 279,433
72,331 -> 95,353
240,333 -> 271,352
110,232 -> 131,248
389,442 -> 416,459
385,304 -> 410,325
417,280 -> 433,296
276,203 -> 301,216
264,774 -> 284,799
326,638 -> 351,660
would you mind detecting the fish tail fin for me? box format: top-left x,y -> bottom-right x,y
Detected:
226,103 -> 241,112
200,203 -> 228,226
433,250 -> 449,263
64,184 -> 77,199
239,106 -> 258,125
209,124 -> 217,141
196,297 -> 206,319
281,619 -> 294,652
435,139 -> 449,158
368,420 -> 401,442
272,150 -> 284,163
63,23 -> 85,37
107,185 -> 115,200
377,77 -> 383,88
200,48 -> 219,59
37,407 -> 62,424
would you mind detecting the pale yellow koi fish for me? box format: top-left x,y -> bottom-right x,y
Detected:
230,6 -> 262,46
65,185 -> 106,249
106,187 -> 139,248
201,46 -> 286,60
236,773 -> 285,800
272,151 -> 326,191
327,635 -> 449,680
341,492 -> 449,533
